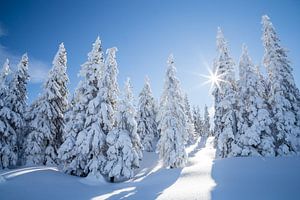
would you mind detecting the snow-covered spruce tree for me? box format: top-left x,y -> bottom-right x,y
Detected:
137,77 -> 158,152
0,55 -> 29,168
0,59 -> 18,169
9,54 -> 30,165
184,94 -> 197,144
203,105 -> 211,137
157,55 -> 188,168
58,82 -> 86,175
235,45 -> 275,157
58,37 -> 107,177
212,28 -> 238,158
25,43 -> 69,165
262,15 -> 300,155
192,106 -> 203,137
104,78 -> 141,182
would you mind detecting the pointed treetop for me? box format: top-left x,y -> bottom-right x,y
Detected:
19,53 -> 29,69
242,43 -> 248,55
217,27 -> 224,39
261,14 -> 280,51
21,53 -> 28,62
167,54 -> 174,65
92,36 -> 101,51
239,44 -> 254,79
123,77 -> 134,104
144,76 -> 151,90
144,75 -> 150,84
240,43 -> 251,64
53,42 -> 67,67
141,76 -> 152,97
106,47 -> 118,58
59,42 -> 65,49
165,54 -> 177,81
216,27 -> 228,51
261,15 -> 272,27
241,44 -> 253,65
86,37 -> 103,64
95,36 -> 100,43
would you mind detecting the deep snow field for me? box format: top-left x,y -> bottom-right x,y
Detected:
1,137 -> 300,200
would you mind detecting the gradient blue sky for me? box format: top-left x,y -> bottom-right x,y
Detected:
0,0 -> 300,113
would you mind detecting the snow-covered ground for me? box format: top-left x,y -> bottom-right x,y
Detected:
1,137 -> 300,200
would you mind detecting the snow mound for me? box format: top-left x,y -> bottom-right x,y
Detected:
80,173 -> 106,186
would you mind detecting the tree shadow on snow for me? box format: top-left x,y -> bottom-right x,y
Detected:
88,154 -> 183,200
93,138 -> 208,200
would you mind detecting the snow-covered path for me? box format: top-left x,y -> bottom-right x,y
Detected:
157,136 -> 216,200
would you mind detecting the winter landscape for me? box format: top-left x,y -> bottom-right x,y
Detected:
1,1 -> 300,200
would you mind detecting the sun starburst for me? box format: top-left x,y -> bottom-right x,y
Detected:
198,66 -> 227,93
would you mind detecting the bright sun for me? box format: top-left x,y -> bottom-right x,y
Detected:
199,67 -> 226,92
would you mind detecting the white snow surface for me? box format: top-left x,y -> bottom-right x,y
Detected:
1,137 -> 300,200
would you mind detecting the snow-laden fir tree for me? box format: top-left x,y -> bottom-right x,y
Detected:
184,94 -> 197,144
0,55 -> 30,168
212,28 -> 238,158
25,43 -> 69,165
137,77 -> 158,152
157,54 -> 188,168
262,15 -> 300,155
203,105 -> 211,137
192,106 -> 203,137
95,46 -> 120,132
234,44 -> 275,157
104,78 -> 141,182
58,81 -> 87,175
58,38 -> 107,177
9,54 -> 30,165
0,59 -> 18,169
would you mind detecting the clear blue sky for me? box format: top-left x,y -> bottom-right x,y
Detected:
0,0 -> 300,113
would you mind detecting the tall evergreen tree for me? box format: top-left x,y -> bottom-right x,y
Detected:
235,45 -> 275,157
0,59 -> 18,169
25,43 -> 69,165
58,38 -> 106,177
137,77 -> 158,152
104,78 -> 141,182
157,55 -> 187,168
262,15 -> 300,155
10,54 -> 30,165
212,28 -> 238,158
